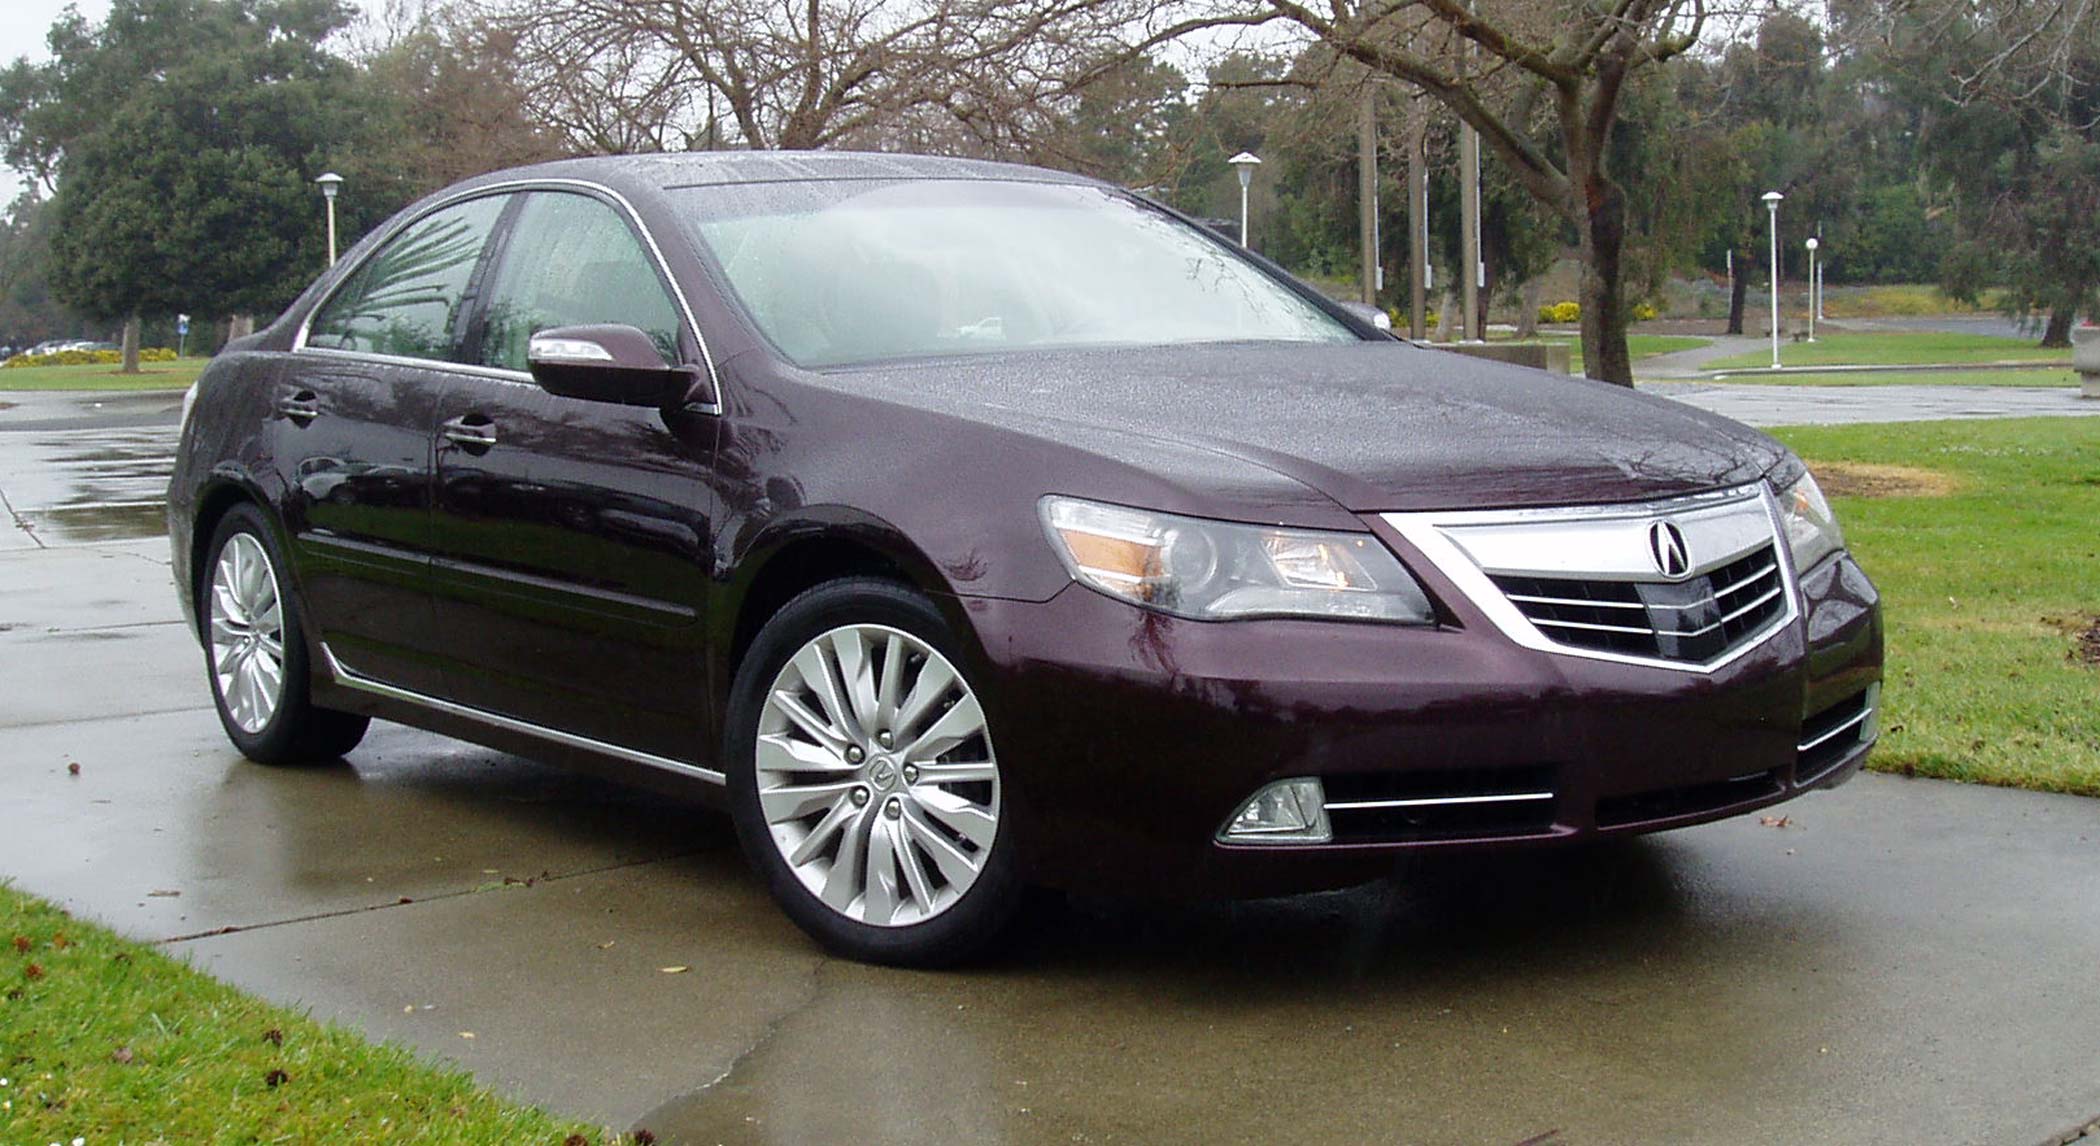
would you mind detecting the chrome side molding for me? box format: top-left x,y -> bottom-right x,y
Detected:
321,644 -> 725,785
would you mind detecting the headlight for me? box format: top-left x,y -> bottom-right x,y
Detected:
1775,469 -> 1844,573
1040,496 -> 1435,623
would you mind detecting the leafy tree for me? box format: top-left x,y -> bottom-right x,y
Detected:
0,0 -> 392,368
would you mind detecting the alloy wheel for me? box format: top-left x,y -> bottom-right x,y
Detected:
209,532 -> 286,734
755,623 -> 1000,926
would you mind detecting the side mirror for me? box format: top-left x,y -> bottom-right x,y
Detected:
1339,301 -> 1394,332
527,324 -> 709,408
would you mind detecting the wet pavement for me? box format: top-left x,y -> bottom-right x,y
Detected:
4,388 -> 2100,1143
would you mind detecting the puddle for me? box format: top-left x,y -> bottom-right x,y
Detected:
22,503 -> 168,543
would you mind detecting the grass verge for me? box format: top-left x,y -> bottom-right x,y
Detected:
0,360 -> 207,391
1716,368 -> 2080,387
1532,333 -> 1710,374
0,884 -> 622,1143
1705,331 -> 2067,372
1772,417 -> 2100,796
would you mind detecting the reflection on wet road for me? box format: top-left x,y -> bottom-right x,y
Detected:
0,392 -> 181,548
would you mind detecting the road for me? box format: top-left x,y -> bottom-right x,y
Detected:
3,388 -> 2098,1144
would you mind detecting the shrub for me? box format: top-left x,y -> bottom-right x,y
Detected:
1538,300 -> 1581,324
1632,301 -> 1660,322
3,347 -> 178,368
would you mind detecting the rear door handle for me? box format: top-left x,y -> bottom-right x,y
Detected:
441,414 -> 498,449
278,390 -> 321,424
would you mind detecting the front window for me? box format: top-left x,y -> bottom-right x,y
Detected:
674,180 -> 1357,368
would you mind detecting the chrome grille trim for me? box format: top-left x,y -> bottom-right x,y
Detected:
1325,791 -> 1554,811
1381,484 -> 1802,675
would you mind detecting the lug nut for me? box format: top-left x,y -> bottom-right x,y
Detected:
876,730 -> 895,749
845,745 -> 865,764
851,787 -> 870,807
901,764 -> 918,784
884,798 -> 902,820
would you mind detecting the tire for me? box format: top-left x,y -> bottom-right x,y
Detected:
199,503 -> 370,765
725,577 -> 1022,966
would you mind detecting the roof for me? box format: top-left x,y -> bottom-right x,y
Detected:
486,150 -> 1099,191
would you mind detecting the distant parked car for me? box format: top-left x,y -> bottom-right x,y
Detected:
167,152 -> 1883,965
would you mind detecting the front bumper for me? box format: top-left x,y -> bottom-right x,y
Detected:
961,548 -> 1881,898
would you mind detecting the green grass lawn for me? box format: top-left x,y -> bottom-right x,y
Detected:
1706,331 -> 2067,372
1716,367 -> 2079,387
0,359 -> 207,391
0,885 -> 623,1143
1772,417 -> 2100,796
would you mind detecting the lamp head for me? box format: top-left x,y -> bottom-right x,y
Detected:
1762,190 -> 1784,209
1228,151 -> 1262,190
315,172 -> 344,200
1805,237 -> 1819,251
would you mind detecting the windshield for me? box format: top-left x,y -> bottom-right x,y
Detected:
673,179 -> 1357,368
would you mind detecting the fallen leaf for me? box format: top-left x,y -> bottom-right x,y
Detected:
659,965 -> 690,975
66,762 -> 80,776
595,941 -> 615,950
563,1136 -> 589,1146
22,964 -> 42,980
1758,816 -> 1791,829
264,1068 -> 289,1088
112,1046 -> 134,1064
458,1031 -> 476,1040
9,936 -> 26,954
262,1028 -> 283,1046
634,1130 -> 658,1145
51,934 -> 67,949
147,889 -> 181,898
397,897 -> 414,905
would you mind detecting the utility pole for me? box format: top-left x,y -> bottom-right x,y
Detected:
1358,84 -> 1378,308
1459,120 -> 1481,341
1408,102 -> 1428,340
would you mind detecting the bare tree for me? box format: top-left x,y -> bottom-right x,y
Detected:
1129,0 -> 1723,385
485,0 -> 1162,156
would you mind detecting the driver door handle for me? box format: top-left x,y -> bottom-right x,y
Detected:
441,414 -> 498,449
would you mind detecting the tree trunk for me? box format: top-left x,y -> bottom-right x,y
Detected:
1515,278 -> 1543,339
2041,304 -> 2075,348
1435,285 -> 1457,343
1726,251 -> 1749,336
1576,179 -> 1633,386
120,314 -> 140,374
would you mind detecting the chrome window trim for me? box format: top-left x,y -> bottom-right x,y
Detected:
291,177 -> 723,415
1382,483 -> 1803,676
322,644 -> 725,785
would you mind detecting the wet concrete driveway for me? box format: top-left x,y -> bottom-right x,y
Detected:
3,390 -> 2099,1144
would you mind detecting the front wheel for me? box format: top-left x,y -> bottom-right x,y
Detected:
201,504 -> 370,765
725,578 -> 1020,966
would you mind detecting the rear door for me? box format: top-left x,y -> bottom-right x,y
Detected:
285,192 -> 511,693
428,189 -> 719,761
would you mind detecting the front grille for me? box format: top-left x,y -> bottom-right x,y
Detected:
1490,544 -> 1787,666
1322,766 -> 1558,843
1596,769 -> 1783,829
1798,688 -> 1874,783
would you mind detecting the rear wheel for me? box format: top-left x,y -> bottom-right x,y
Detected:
725,578 -> 1019,966
201,504 -> 369,764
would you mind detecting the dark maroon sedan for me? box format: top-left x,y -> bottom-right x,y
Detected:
168,152 -> 1881,964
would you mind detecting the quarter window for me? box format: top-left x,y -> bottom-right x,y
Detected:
476,192 -> 684,372
306,195 -> 507,361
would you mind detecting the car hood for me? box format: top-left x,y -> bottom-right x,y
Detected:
819,341 -> 1788,514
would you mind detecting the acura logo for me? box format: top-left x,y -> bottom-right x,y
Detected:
1648,521 -> 1691,578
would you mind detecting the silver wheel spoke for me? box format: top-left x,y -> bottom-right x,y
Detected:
916,787 -> 998,849
761,779 -> 860,824
902,693 -> 984,762
912,761 -> 998,785
758,622 -> 999,928
755,732 -> 855,776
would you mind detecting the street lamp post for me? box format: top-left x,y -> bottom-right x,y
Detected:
315,172 -> 344,265
1804,237 -> 1820,343
1763,191 -> 1784,370
1228,152 -> 1262,248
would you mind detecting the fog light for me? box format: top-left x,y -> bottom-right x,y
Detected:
1218,778 -> 1331,844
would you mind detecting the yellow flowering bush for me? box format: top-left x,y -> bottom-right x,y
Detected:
1538,301 -> 1582,324
4,347 -> 179,368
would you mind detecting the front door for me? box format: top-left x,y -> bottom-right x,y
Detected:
429,189 -> 719,761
